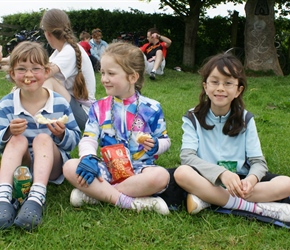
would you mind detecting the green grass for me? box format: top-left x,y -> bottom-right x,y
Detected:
1,70 -> 290,249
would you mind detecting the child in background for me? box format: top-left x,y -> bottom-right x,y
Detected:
41,9 -> 96,130
79,31 -> 98,71
63,42 -> 171,215
174,53 -> 290,223
79,31 -> 92,56
0,41 -> 81,230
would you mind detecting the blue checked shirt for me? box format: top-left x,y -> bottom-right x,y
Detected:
0,88 -> 81,162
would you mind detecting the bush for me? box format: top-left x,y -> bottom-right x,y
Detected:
1,9 -> 289,74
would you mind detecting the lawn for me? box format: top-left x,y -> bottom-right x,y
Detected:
0,69 -> 290,249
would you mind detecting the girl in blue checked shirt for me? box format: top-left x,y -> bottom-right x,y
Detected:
0,41 -> 81,230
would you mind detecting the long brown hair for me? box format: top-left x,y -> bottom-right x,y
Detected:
194,53 -> 247,136
40,8 -> 88,100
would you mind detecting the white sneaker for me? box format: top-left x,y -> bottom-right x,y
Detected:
187,194 -> 210,214
131,196 -> 170,215
256,202 -> 290,222
70,188 -> 99,207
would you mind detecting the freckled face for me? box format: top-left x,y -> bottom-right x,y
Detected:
10,61 -> 47,92
100,55 -> 136,99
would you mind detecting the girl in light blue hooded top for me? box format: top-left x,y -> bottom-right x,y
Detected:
174,53 -> 290,224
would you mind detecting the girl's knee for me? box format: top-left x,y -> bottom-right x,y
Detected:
34,133 -> 52,142
144,167 -> 169,189
8,134 -> 28,148
174,165 -> 194,183
159,167 -> 170,184
63,159 -> 79,179
154,167 -> 170,186
280,176 -> 290,190
32,133 -> 54,147
31,134 -> 51,147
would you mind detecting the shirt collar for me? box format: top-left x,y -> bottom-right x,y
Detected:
113,92 -> 138,105
208,108 -> 231,123
13,88 -> 55,115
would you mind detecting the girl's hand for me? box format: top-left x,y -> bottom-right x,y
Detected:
240,179 -> 254,199
142,137 -> 155,151
76,174 -> 104,188
77,175 -> 88,187
76,154 -> 104,187
220,170 -> 244,198
47,121 -> 65,140
143,137 -> 159,156
9,118 -> 27,135
142,137 -> 159,156
241,175 -> 257,199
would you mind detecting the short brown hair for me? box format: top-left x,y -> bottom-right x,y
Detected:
92,28 -> 102,38
9,41 -> 49,70
148,28 -> 159,35
79,31 -> 91,41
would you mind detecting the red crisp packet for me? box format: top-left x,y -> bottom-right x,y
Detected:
101,144 -> 134,184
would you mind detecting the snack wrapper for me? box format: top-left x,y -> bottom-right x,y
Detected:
101,144 -> 134,184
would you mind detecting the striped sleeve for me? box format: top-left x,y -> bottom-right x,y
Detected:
50,92 -> 81,152
0,94 -> 15,151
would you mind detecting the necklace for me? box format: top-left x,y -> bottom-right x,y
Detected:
110,93 -> 140,147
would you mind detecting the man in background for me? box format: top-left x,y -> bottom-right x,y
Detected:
140,28 -> 172,80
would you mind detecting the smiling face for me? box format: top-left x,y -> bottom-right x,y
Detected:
203,66 -> 244,116
100,54 -> 137,99
11,61 -> 47,92
8,41 -> 50,94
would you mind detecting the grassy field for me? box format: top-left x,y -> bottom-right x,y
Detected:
0,69 -> 290,249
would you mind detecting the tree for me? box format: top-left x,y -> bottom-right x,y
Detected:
244,0 -> 282,75
144,0 -> 289,75
144,0 -> 244,68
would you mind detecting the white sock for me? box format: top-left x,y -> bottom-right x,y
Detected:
115,193 -> 134,209
27,183 -> 46,206
0,183 -> 13,203
223,195 -> 257,213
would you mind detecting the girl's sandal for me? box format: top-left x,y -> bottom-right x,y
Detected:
0,198 -> 20,229
14,200 -> 44,231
